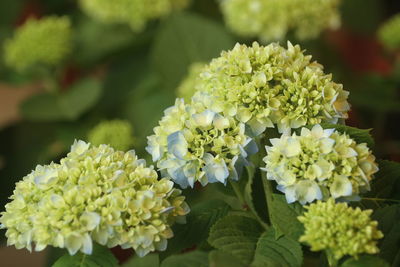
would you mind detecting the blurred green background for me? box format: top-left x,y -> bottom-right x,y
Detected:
0,0 -> 400,266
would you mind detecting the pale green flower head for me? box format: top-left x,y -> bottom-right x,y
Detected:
378,14 -> 400,51
88,120 -> 134,151
79,0 -> 190,32
298,198 -> 383,260
220,0 -> 341,41
262,124 -> 378,205
176,62 -> 206,102
146,98 -> 257,188
4,16 -> 72,71
0,140 -> 189,257
196,42 -> 350,136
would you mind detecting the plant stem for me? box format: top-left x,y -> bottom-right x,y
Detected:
229,180 -> 245,207
261,171 -> 274,223
325,250 -> 338,267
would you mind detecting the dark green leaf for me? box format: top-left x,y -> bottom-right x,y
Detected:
270,194 -> 305,240
122,254 -> 159,267
151,11 -> 234,90
20,93 -> 65,121
52,245 -> 118,267
161,251 -> 208,267
372,205 -> 400,266
208,250 -> 245,267
208,215 -> 263,265
251,228 -> 303,267
341,255 -> 389,267
367,160 -> 400,200
163,199 -> 230,257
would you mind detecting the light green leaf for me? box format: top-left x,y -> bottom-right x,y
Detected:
59,78 -> 102,120
270,194 -> 305,240
208,250 -> 245,267
319,123 -> 374,148
251,228 -> 303,267
151,11 -> 234,90
52,245 -> 118,267
341,255 -> 389,267
372,205 -> 400,266
21,78 -> 102,122
162,199 -> 230,257
208,215 -> 263,265
161,251 -> 208,267
122,253 -> 159,267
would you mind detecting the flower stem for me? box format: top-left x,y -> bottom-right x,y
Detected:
261,170 -> 274,224
229,180 -> 245,207
362,197 -> 400,203
326,250 -> 338,267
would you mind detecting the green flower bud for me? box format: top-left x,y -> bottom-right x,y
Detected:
378,14 -> 400,51
0,140 -> 189,257
79,0 -> 191,32
88,120 -> 134,151
4,16 -> 72,71
220,0 -> 341,41
176,62 -> 205,101
298,198 -> 383,261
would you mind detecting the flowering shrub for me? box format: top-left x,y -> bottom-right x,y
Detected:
1,2 -> 399,267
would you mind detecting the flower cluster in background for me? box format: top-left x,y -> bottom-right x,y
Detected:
298,199 -> 383,260
378,14 -> 400,51
4,16 -> 72,71
195,42 -> 350,135
220,0 -> 341,41
88,120 -> 134,151
0,140 -> 189,257
79,0 -> 191,32
176,62 -> 205,101
263,125 -> 378,204
147,98 -> 257,188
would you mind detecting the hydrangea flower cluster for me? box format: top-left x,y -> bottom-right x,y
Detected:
262,125 -> 378,204
378,14 -> 400,51
88,120 -> 134,151
195,42 -> 350,135
147,99 -> 257,188
298,199 -> 383,261
176,62 -> 205,101
0,141 -> 189,257
220,0 -> 341,41
4,16 -> 72,71
79,0 -> 190,32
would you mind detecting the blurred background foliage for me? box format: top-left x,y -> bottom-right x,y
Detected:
0,0 -> 400,266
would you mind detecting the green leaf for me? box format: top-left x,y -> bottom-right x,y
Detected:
20,93 -> 65,121
151,11 -> 234,90
340,255 -> 389,267
367,160 -> 400,200
270,194 -> 305,240
122,254 -> 159,267
372,205 -> 400,266
163,199 -> 230,257
58,79 -> 102,120
208,250 -> 246,267
319,123 -> 374,148
161,251 -> 209,267
251,228 -> 303,267
208,215 -> 263,265
52,245 -> 118,267
244,167 -> 269,227
21,78 -> 102,122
